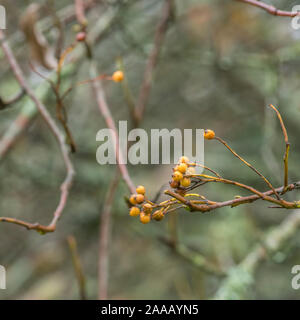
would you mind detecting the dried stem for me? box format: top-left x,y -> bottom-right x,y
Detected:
269,104 -> 290,191
98,171 -> 120,300
237,0 -> 300,17
67,235 -> 86,300
89,61 -> 135,194
214,136 -> 280,200
0,30 -> 75,233
0,89 -> 25,110
134,0 -> 174,124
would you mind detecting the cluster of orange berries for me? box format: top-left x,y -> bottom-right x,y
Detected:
170,156 -> 196,190
129,186 -> 164,224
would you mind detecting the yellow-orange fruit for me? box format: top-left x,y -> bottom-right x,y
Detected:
112,70 -> 124,82
129,195 -> 137,205
136,185 -> 146,195
179,156 -> 189,163
181,177 -> 191,188
173,171 -> 183,182
177,163 -> 188,174
152,210 -> 164,221
140,212 -> 151,224
186,167 -> 196,175
204,129 -> 215,140
129,207 -> 140,217
135,194 -> 145,204
170,180 -> 180,188
143,203 -> 152,214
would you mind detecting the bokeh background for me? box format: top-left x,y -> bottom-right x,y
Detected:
1,0 -> 300,299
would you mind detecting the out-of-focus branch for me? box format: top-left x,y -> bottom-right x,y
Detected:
0,30 -> 75,233
98,171 -> 120,300
236,0 -> 300,17
134,0 -> 174,125
0,90 -> 25,110
214,209 -> 300,299
67,235 -> 87,300
90,61 -> 136,194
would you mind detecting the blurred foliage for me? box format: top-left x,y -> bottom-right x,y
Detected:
0,0 -> 300,299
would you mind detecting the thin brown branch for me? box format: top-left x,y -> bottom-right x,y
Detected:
98,171 -> 120,300
165,179 -> 300,213
67,235 -> 87,300
90,61 -> 135,194
237,0 -> 300,17
0,30 -> 75,233
269,104 -> 290,191
134,0 -> 174,125
75,0 -> 87,27
214,136 -> 281,200
0,89 -> 26,110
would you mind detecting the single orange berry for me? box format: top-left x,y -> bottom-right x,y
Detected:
172,171 -> 183,182
179,156 -> 189,163
170,179 -> 180,188
136,185 -> 146,195
186,166 -> 196,175
204,129 -> 215,140
143,203 -> 152,214
152,209 -> 164,221
129,206 -> 140,217
112,70 -> 124,82
76,32 -> 86,42
129,195 -> 137,205
140,212 -> 151,224
135,194 -> 145,204
181,177 -> 191,188
177,163 -> 188,174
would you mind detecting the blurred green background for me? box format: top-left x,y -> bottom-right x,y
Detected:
0,0 -> 300,299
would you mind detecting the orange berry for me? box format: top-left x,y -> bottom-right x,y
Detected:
179,156 -> 189,163
152,209 -> 164,221
136,185 -> 146,195
76,32 -> 86,42
143,203 -> 152,214
177,163 -> 187,174
140,212 -> 151,224
129,206 -> 140,217
135,194 -> 145,204
186,167 -> 196,175
204,129 -> 215,140
112,70 -> 124,82
170,180 -> 180,188
172,171 -> 183,182
129,195 -> 137,205
181,177 -> 191,188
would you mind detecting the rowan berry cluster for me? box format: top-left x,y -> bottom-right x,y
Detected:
129,186 -> 164,224
170,156 -> 196,190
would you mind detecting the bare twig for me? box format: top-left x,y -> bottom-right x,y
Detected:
134,0 -> 174,125
0,30 -> 75,233
98,171 -> 120,300
214,136 -> 280,200
236,0 -> 300,17
0,89 -> 25,110
90,61 -> 136,194
269,104 -> 290,192
67,235 -> 87,300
